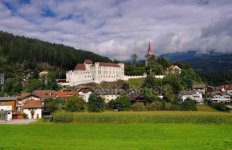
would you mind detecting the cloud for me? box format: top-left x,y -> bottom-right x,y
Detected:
0,0 -> 232,60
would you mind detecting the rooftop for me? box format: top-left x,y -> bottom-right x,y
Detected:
99,62 -> 120,67
0,96 -> 18,101
75,64 -> 86,70
84,59 -> 93,64
167,65 -> 181,71
22,100 -> 43,109
192,85 -> 206,89
179,90 -> 197,95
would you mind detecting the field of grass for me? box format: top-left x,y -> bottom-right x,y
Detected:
0,123 -> 232,150
127,78 -> 145,90
196,105 -> 218,112
53,111 -> 232,124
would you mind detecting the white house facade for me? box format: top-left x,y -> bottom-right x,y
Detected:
210,94 -> 231,103
22,100 -> 43,119
66,59 -> 146,86
179,90 -> 203,103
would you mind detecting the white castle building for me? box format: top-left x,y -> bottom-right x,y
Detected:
66,59 -> 146,86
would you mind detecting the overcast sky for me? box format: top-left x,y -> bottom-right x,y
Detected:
0,0 -> 232,60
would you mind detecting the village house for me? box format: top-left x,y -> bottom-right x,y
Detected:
33,90 -> 57,100
17,93 -> 42,112
77,87 -> 93,102
0,96 -> 17,112
222,85 -> 232,96
96,88 -> 125,103
56,90 -> 77,100
166,65 -> 181,75
179,90 -> 203,103
39,71 -> 48,78
209,94 -> 231,103
0,96 -> 17,121
192,84 -> 206,95
22,100 -> 43,119
127,91 -> 149,104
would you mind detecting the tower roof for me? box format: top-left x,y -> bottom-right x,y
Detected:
147,42 -> 152,55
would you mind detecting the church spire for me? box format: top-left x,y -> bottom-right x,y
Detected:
145,42 -> 153,68
147,42 -> 152,55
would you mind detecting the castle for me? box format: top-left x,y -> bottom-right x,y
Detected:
66,43 -> 152,86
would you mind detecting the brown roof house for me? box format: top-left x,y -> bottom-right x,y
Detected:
222,85 -> 232,96
192,84 -> 206,95
166,65 -> 181,75
127,91 -> 149,104
0,96 -> 17,121
33,90 -> 57,99
17,93 -> 42,112
22,100 -> 43,119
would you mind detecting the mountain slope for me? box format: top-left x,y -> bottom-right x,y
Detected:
0,31 -> 111,70
183,54 -> 232,72
161,51 -> 232,72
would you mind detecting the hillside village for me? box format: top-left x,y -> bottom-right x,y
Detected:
0,43 -> 232,121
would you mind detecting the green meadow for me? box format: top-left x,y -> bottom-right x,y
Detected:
1,111 -> 232,150
0,123 -> 232,150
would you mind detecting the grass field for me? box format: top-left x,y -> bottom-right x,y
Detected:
0,123 -> 232,150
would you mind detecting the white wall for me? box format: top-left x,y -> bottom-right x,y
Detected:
101,95 -> 119,103
66,62 -> 143,86
78,92 -> 92,102
181,92 -> 203,103
211,95 -> 231,102
0,106 -> 12,121
23,108 -> 42,119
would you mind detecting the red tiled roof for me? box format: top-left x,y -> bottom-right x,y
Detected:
22,100 -> 43,109
18,92 -> 31,99
56,91 -> 77,98
224,85 -> 232,90
18,93 -> 41,100
33,90 -> 57,99
84,59 -> 93,64
99,62 -> 120,67
75,64 -> 86,70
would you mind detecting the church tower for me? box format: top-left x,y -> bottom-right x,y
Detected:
145,42 -> 153,67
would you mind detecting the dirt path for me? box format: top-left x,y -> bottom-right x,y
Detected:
0,119 -> 37,124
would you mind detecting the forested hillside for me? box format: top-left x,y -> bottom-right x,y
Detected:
0,31 -> 111,95
0,31 -> 110,71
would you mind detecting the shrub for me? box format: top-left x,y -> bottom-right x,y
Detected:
44,98 -> 66,115
147,101 -> 163,111
170,104 -> 182,111
212,102 -> 228,111
164,102 -> 172,110
181,99 -> 197,111
88,93 -> 105,112
108,100 -> 116,110
66,96 -> 86,112
114,96 -> 131,111
132,102 -> 146,111
22,113 -> 28,119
